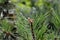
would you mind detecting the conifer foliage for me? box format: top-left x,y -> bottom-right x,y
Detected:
0,0 -> 60,40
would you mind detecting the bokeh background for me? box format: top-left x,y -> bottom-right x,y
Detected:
0,0 -> 60,40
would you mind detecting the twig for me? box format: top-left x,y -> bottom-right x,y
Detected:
28,17 -> 35,40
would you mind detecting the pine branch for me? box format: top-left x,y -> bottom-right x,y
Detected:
28,17 -> 35,40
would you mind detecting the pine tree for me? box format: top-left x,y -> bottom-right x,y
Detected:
0,0 -> 19,40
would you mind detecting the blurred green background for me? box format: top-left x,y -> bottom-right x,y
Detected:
0,0 -> 60,40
